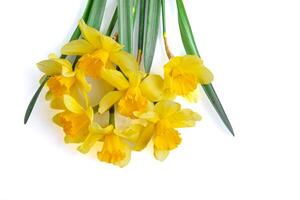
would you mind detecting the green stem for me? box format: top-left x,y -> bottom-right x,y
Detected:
109,107 -> 115,125
137,0 -> 146,64
161,0 -> 166,34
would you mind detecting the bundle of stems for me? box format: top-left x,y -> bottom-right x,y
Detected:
25,0 -> 233,135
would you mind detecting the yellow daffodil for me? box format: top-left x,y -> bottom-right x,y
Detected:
61,19 -> 138,79
77,122 -> 142,167
37,54 -> 91,109
53,95 -> 93,143
134,100 -> 201,161
98,70 -> 165,118
164,55 -> 214,96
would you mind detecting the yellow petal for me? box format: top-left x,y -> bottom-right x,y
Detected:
140,74 -> 164,102
63,95 -> 84,114
61,39 -> 95,56
75,70 -> 91,92
115,145 -> 131,167
154,148 -> 169,161
101,35 -> 124,52
154,100 -> 181,119
79,19 -> 102,48
77,123 -> 112,154
45,90 -> 52,101
50,97 -> 66,110
97,134 -> 130,166
64,134 -> 87,144
110,51 -> 139,76
197,65 -> 214,84
100,69 -> 129,91
128,71 -> 145,87
116,124 -> 143,142
37,59 -> 62,75
134,124 -> 154,151
167,109 -> 201,128
87,78 -> 114,107
134,111 -> 159,123
98,91 -> 124,114
153,123 -> 181,151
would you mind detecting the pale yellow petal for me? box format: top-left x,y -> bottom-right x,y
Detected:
79,19 -> 102,48
63,95 -> 84,114
75,70 -> 91,92
115,144 -> 131,167
154,100 -> 181,119
110,51 -> 139,76
100,69 -> 129,91
140,74 -> 164,102
134,124 -> 154,151
37,59 -> 61,75
167,109 -> 201,128
77,123 -> 109,154
50,97 -> 66,110
98,91 -> 123,114
154,148 -> 169,161
197,66 -> 214,84
101,35 -> 124,52
61,39 -> 95,55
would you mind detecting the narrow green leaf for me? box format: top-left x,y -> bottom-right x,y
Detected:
176,0 -> 234,135
132,0 -> 139,25
24,77 -> 49,124
137,0 -> 146,63
118,0 -> 133,53
87,0 -> 107,29
144,0 -> 161,73
161,0 -> 166,34
106,7 -> 118,36
70,0 -> 94,41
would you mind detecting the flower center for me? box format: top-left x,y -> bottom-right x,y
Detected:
58,112 -> 89,137
118,87 -> 148,118
47,76 -> 75,96
77,49 -> 110,79
98,134 -> 126,164
168,69 -> 198,96
153,121 -> 181,151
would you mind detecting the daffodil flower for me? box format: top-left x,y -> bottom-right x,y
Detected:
164,55 -> 214,97
37,54 -> 91,109
61,20 -> 138,79
53,95 -> 93,143
98,70 -> 165,118
77,122 -> 142,167
134,100 -> 201,161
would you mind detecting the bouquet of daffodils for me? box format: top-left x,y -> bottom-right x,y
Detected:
25,0 -> 233,167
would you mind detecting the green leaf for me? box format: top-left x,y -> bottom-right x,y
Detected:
106,7 -> 118,36
24,77 -> 49,124
137,0 -> 146,63
144,0 -> 161,73
87,0 -> 107,29
70,0 -> 94,41
118,0 -> 133,53
176,0 -> 234,135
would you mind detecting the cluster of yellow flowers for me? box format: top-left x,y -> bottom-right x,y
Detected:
37,20 -> 213,167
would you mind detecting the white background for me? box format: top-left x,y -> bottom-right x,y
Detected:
0,0 -> 300,199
